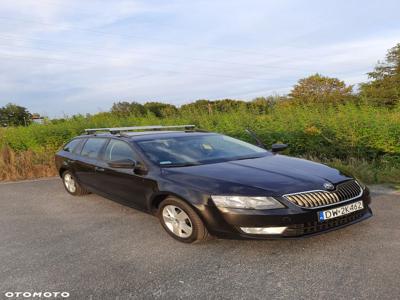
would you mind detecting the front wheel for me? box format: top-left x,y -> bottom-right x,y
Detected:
62,170 -> 89,196
158,197 -> 210,243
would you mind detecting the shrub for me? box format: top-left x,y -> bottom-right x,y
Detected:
0,103 -> 399,183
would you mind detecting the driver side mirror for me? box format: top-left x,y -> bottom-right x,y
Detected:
107,159 -> 148,175
271,143 -> 288,153
107,159 -> 137,169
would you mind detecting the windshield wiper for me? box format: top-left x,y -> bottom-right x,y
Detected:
232,155 -> 264,161
161,162 -> 201,168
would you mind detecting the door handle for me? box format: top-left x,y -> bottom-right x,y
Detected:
95,167 -> 105,172
66,159 -> 76,163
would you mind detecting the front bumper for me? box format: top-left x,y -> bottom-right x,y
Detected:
201,192 -> 372,239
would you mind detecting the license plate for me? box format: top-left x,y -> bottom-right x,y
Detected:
318,201 -> 364,222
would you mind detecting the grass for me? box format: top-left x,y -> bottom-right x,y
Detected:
0,146 -> 56,181
309,157 -> 400,186
0,102 -> 399,183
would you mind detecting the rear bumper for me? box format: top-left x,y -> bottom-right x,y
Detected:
201,193 -> 372,239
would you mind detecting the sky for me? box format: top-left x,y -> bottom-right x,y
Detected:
0,0 -> 399,117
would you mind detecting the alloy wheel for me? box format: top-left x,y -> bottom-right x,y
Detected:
162,205 -> 193,238
64,173 -> 76,193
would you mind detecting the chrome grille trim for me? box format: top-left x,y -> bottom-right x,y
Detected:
283,180 -> 363,209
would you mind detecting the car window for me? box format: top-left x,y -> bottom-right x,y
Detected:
80,138 -> 108,159
136,134 -> 268,166
63,139 -> 82,153
104,139 -> 137,161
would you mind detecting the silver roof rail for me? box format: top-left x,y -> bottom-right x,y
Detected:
84,125 -> 196,135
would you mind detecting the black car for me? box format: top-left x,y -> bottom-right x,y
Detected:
55,125 -> 372,243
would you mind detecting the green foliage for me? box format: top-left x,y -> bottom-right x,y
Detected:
289,74 -> 355,105
0,103 -> 32,127
212,99 -> 247,112
1,102 -> 399,184
180,99 -> 249,115
110,101 -> 147,117
144,102 -> 178,118
180,100 -> 212,115
360,43 -> 400,107
110,100 -> 179,118
246,97 -> 275,114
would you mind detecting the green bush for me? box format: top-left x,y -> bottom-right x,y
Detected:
1,102 -> 399,184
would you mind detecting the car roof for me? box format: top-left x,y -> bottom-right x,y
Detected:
76,131 -> 215,141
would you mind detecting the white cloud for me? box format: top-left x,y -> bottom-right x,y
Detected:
0,0 -> 398,116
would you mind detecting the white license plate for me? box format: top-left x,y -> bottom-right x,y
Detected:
318,201 -> 364,222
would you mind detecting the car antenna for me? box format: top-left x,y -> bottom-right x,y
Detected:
245,129 -> 265,149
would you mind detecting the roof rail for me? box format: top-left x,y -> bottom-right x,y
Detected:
84,125 -> 196,135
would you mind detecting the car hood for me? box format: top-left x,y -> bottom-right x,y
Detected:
162,154 -> 352,196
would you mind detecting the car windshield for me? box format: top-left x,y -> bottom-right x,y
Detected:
136,134 -> 269,167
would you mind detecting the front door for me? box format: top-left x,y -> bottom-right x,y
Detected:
95,138 -> 155,210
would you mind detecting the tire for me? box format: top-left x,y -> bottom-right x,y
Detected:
62,170 -> 89,196
158,196 -> 210,243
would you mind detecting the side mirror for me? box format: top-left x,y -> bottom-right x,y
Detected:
271,143 -> 288,153
107,159 -> 137,169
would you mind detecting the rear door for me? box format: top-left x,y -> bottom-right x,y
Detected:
95,138 -> 156,210
74,137 -> 108,191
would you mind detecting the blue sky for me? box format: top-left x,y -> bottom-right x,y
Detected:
0,0 -> 399,117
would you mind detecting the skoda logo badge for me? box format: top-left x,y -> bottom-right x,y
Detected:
323,182 -> 334,191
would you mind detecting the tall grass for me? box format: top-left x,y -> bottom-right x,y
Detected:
0,146 -> 56,181
1,103 -> 399,183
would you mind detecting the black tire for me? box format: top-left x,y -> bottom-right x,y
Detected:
62,170 -> 90,196
158,196 -> 210,243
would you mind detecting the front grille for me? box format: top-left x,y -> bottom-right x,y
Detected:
284,209 -> 367,236
283,180 -> 362,208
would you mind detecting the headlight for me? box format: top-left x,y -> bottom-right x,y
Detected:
211,195 -> 284,209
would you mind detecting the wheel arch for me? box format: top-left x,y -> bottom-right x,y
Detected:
59,167 -> 68,177
149,192 -> 187,214
149,191 -> 205,216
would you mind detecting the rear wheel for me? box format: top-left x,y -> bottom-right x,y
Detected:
62,170 -> 89,196
158,196 -> 210,243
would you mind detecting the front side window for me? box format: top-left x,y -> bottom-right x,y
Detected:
80,138 -> 108,159
136,134 -> 268,167
104,139 -> 137,162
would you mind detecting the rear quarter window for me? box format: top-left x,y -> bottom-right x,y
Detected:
63,139 -> 83,153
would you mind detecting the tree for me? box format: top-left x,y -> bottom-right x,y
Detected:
180,99 -> 247,114
360,43 -> 400,107
144,102 -> 178,118
289,74 -> 354,105
212,99 -> 247,112
0,103 -> 31,126
110,101 -> 147,117
247,96 -> 279,114
180,100 -> 212,114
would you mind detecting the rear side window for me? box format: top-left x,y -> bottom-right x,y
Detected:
63,139 -> 82,153
81,138 -> 108,159
104,139 -> 137,161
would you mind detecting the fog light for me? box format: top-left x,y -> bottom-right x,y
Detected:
240,226 -> 287,235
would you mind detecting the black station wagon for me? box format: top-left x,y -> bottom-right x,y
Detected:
55,125 -> 372,243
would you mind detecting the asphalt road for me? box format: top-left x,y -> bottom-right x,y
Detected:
0,178 -> 399,300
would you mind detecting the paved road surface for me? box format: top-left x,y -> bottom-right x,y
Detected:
0,178 -> 399,299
